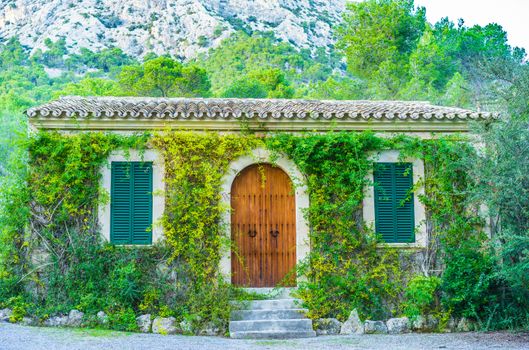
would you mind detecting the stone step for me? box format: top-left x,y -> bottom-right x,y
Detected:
229,319 -> 313,333
234,299 -> 301,310
231,309 -> 308,321
230,330 -> 316,339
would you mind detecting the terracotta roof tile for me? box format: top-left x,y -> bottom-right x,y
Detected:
26,96 -> 499,121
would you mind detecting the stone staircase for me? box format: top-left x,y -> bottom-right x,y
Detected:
229,298 -> 316,339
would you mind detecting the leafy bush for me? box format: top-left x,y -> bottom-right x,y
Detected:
403,275 -> 441,320
441,240 -> 496,320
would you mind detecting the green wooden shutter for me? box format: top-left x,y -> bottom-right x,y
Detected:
110,162 -> 153,245
131,162 -> 153,245
373,163 -> 415,243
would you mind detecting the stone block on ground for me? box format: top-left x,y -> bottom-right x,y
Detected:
96,311 -> 108,325
136,314 -> 152,333
44,315 -> 69,327
340,309 -> 364,335
364,320 -> 388,334
386,317 -> 410,334
20,317 -> 38,326
66,310 -> 84,327
314,318 -> 342,336
0,308 -> 13,322
198,322 -> 222,336
152,316 -> 178,335
456,317 -> 476,332
412,315 -> 439,332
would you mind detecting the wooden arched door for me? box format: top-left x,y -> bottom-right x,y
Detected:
231,164 -> 296,287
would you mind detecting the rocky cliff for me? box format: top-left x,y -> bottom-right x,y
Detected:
0,0 -> 345,59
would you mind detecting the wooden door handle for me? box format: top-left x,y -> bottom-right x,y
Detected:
248,230 -> 257,238
270,230 -> 279,237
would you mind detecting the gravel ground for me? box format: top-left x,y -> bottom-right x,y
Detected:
1,323 -> 528,350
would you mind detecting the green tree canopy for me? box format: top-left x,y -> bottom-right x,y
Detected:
118,57 -> 211,97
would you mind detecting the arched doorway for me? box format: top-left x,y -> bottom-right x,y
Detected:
230,163 -> 297,287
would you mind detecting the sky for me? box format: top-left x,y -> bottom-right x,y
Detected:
414,0 -> 529,51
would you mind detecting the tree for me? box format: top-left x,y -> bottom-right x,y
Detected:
118,57 -> 211,97
53,78 -> 120,98
221,68 -> 295,98
336,0 -> 426,97
221,79 -> 267,98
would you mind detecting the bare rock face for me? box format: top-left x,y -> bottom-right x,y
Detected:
386,317 -> 410,334
364,320 -> 388,334
340,309 -> 364,335
314,318 -> 342,336
152,316 -> 178,335
0,0 -> 346,60
136,314 -> 152,333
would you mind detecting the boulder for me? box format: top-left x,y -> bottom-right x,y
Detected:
456,317 -> 475,332
444,317 -> 457,333
152,316 -> 178,335
20,317 -> 38,326
340,309 -> 364,335
136,314 -> 152,333
180,319 -> 193,334
198,322 -> 221,336
0,308 -> 13,322
96,311 -> 108,325
386,317 -> 410,334
412,315 -> 439,332
44,315 -> 69,327
66,310 -> 84,327
364,320 -> 388,334
314,318 -> 342,336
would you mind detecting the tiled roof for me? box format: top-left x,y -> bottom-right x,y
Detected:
27,96 -> 498,121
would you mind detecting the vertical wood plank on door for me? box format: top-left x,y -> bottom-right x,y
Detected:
231,164 -> 297,287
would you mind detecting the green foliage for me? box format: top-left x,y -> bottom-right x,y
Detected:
107,307 -> 138,332
441,239 -> 496,320
197,31 -> 342,96
337,0 -> 426,97
118,57 -> 211,97
403,275 -> 441,320
221,68 -> 294,98
266,132 -> 407,320
151,132 -> 262,328
53,78 -> 121,97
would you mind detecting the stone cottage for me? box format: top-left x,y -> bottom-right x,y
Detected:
25,96 -> 496,338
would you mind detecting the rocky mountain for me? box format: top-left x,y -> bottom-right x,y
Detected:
0,0 -> 346,59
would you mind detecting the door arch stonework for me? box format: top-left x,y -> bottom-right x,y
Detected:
219,148 -> 310,287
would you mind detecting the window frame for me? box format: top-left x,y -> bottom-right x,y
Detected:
363,150 -> 427,248
99,150 -> 165,246
110,161 -> 154,245
373,162 -> 415,244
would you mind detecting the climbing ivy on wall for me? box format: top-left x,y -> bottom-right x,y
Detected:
0,129 -> 487,331
151,131 -> 262,327
266,132 -> 484,321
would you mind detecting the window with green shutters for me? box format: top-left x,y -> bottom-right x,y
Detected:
373,162 -> 415,243
110,162 -> 153,245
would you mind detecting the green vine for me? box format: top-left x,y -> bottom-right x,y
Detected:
0,130 -> 486,332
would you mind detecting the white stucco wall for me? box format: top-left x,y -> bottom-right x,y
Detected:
99,149 -> 165,244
